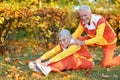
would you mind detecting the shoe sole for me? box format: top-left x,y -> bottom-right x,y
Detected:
36,63 -> 48,76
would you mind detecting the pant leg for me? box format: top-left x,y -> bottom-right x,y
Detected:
73,58 -> 94,70
49,55 -> 93,72
102,43 -> 120,67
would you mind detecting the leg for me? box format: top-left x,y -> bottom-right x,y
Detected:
102,43 -> 120,67
49,55 -> 75,72
49,55 -> 93,72
73,58 -> 94,70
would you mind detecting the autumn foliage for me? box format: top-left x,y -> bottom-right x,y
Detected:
0,1 -> 79,55
0,0 -> 120,55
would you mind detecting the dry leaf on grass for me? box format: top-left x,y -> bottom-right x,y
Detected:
31,72 -> 42,80
13,58 -> 25,65
101,74 -> 110,79
58,71 -> 69,77
58,71 -> 70,79
85,69 -> 91,77
25,60 -> 32,64
82,78 -> 87,80
4,57 -> 11,63
113,75 -> 118,78
6,66 -> 27,80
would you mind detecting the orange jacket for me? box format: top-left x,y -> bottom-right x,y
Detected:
72,14 -> 117,45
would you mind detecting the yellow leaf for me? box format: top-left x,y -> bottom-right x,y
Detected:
82,78 -> 87,80
18,61 -> 25,65
6,74 -> 12,78
31,72 -> 41,80
1,37 -> 4,42
0,17 -> 4,24
15,74 -> 20,80
48,42 -> 54,49
118,32 -> 120,40
2,30 -> 6,36
5,57 -> 11,63
9,66 -> 18,72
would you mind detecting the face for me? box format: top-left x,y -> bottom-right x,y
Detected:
79,10 -> 91,24
59,36 -> 70,49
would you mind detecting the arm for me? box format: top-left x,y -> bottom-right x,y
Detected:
49,45 -> 80,63
72,23 -> 84,39
40,45 -> 61,61
85,23 -> 105,45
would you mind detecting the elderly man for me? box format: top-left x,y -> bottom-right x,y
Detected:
72,5 -> 120,67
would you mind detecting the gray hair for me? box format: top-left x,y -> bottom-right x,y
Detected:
78,5 -> 91,13
58,29 -> 72,40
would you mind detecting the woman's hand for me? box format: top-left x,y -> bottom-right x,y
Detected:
41,60 -> 51,66
34,58 -> 42,63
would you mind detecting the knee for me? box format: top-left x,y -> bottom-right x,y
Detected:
102,63 -> 111,68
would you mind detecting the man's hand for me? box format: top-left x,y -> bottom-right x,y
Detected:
74,39 -> 85,46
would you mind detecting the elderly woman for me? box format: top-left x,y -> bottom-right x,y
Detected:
28,29 -> 94,76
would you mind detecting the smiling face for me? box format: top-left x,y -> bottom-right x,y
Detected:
79,10 -> 91,24
59,36 -> 70,49
78,5 -> 92,24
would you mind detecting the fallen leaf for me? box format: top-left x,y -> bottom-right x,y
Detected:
62,75 -> 70,80
25,60 -> 32,64
4,51 -> 9,56
5,57 -> 11,63
15,73 -> 20,80
15,46 -> 22,53
13,58 -> 19,65
8,66 -> 18,72
113,75 -> 118,78
17,77 -> 25,80
23,53 -> 28,57
10,72 -> 15,78
82,78 -> 87,80
31,72 -> 41,80
101,74 -> 110,79
18,61 -> 25,65
106,68 -> 110,72
85,70 -> 91,77
58,71 -> 69,77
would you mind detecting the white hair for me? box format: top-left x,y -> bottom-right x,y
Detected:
78,5 -> 91,13
58,29 -> 72,40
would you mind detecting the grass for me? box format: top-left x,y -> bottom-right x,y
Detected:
0,46 -> 120,80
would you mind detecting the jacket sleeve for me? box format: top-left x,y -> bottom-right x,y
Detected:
85,23 -> 105,45
49,45 -> 80,63
72,23 -> 84,39
40,45 -> 61,60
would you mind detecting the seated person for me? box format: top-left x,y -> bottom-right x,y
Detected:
28,29 -> 94,76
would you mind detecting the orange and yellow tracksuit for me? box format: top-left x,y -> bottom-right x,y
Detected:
40,39 -> 94,71
72,14 -> 120,67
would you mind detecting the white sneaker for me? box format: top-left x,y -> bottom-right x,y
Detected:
36,63 -> 51,76
28,61 -> 41,72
